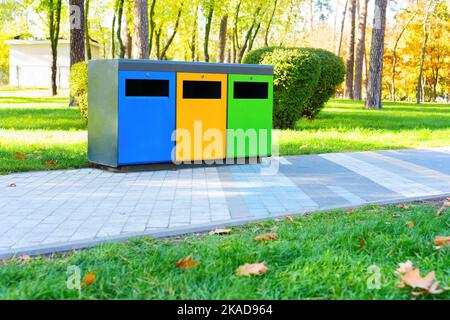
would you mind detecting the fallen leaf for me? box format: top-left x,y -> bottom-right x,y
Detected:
359,237 -> 366,248
15,152 -> 26,159
17,255 -> 31,263
398,203 -> 409,210
208,228 -> 232,235
412,281 -> 444,297
236,263 -> 268,276
346,209 -> 354,215
436,206 -> 446,217
401,269 -> 436,290
269,226 -> 279,231
396,260 -> 414,274
434,236 -> 450,247
299,144 -> 309,149
406,221 -> 415,229
395,261 -> 447,296
8,182 -> 16,187
81,272 -> 96,287
45,160 -> 57,166
176,255 -> 199,270
286,216 -> 294,223
254,233 -> 278,241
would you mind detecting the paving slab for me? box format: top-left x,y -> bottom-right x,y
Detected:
1,147 -> 450,259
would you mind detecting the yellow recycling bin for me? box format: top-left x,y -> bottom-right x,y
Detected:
176,73 -> 227,162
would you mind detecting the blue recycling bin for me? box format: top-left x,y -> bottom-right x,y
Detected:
118,71 -> 175,165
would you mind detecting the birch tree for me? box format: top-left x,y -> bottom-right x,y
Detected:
365,0 -> 388,109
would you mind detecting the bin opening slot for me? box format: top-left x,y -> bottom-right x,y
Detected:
125,79 -> 169,97
234,82 -> 268,99
183,81 -> 221,99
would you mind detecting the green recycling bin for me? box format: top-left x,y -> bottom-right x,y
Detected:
227,74 -> 273,158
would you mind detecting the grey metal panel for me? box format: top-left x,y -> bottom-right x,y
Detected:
88,60 -> 119,167
113,59 -> 273,75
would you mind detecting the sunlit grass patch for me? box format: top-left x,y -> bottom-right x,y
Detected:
0,129 -> 87,174
0,203 -> 448,299
0,90 -> 449,174
278,99 -> 450,155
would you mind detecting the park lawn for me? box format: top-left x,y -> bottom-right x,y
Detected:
0,95 -> 88,174
280,99 -> 450,155
0,87 -> 50,92
0,91 -> 450,174
0,202 -> 449,299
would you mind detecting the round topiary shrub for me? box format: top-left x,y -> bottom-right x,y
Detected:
302,48 -> 346,119
242,46 -> 280,65
69,61 -> 88,123
262,49 -> 321,129
243,46 -> 345,128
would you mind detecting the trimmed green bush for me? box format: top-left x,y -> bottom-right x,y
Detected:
259,48 -> 321,129
242,46 -> 279,65
302,48 -> 346,119
243,46 -> 345,128
69,61 -> 88,123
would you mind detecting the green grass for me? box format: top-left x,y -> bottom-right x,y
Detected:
0,87 -> 51,92
0,96 -> 69,104
1,203 -> 449,299
279,100 -> 450,155
0,90 -> 449,174
0,94 -> 87,174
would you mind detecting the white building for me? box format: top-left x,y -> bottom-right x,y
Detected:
5,39 -> 101,88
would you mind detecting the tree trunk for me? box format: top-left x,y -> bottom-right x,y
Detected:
232,0 -> 242,63
365,0 -> 388,110
391,14 -> 415,101
155,28 -> 162,60
264,0 -> 278,47
148,0 -> 156,58
124,3 -> 133,59
431,51 -> 440,102
204,2 -> 214,62
309,0 -> 314,32
111,1 -> 116,58
190,3 -> 199,61
49,0 -> 62,96
248,22 -> 261,53
85,0 -> 91,59
70,0 -> 85,66
133,0 -> 149,59
69,0 -> 84,105
353,0 -> 368,101
432,68 -> 439,101
116,0 -> 125,58
217,15 -> 228,63
417,0 -> 434,104
336,0 -> 349,55
226,47 -> 231,63
124,27 -> 132,58
158,3 -> 183,60
237,5 -> 262,63
332,0 -> 340,50
344,0 -> 356,99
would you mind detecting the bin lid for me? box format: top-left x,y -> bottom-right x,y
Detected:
110,59 -> 273,76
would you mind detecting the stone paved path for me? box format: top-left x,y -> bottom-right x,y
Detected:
1,147 -> 450,258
